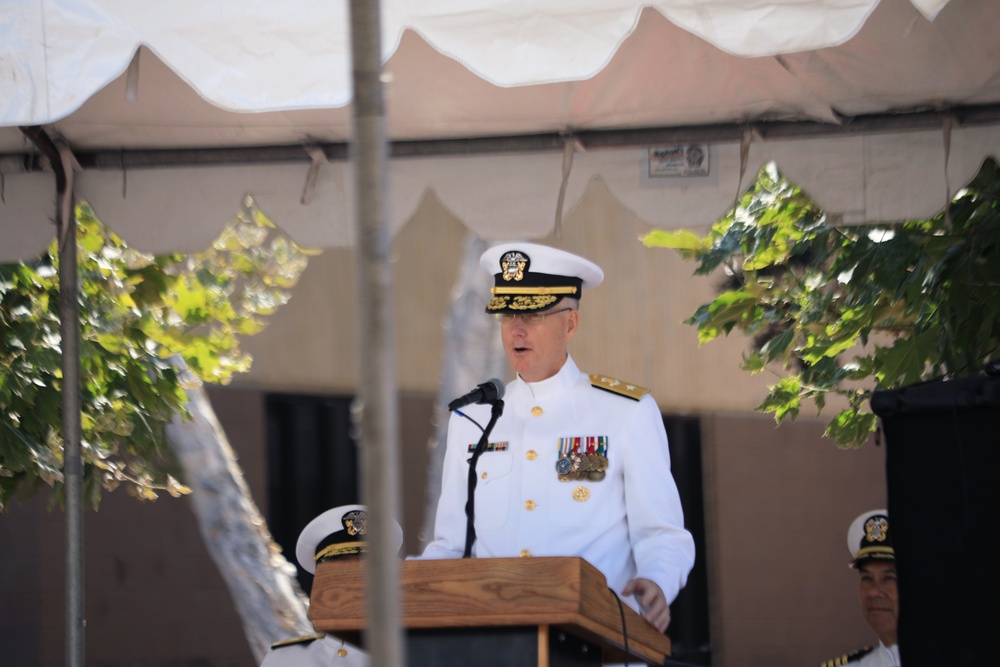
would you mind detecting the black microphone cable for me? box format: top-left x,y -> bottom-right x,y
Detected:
610,587 -> 630,667
462,399 -> 504,558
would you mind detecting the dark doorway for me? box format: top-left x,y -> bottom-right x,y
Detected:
266,392 -> 360,593
664,415 -> 711,666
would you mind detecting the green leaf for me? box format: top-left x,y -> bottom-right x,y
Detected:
645,158 -> 1000,448
824,409 -> 878,449
0,199 -> 310,510
641,229 -> 709,252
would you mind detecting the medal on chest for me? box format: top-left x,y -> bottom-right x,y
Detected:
556,436 -> 609,481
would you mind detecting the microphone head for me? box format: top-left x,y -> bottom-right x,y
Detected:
483,377 -> 505,402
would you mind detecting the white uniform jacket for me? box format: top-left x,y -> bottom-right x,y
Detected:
421,356 -> 695,608
844,642 -> 901,667
260,634 -> 368,667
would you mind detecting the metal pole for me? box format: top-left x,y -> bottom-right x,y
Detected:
20,127 -> 85,667
59,160 -> 84,667
347,2 -> 405,667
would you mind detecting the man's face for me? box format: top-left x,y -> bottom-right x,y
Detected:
858,560 -> 899,646
500,307 -> 578,383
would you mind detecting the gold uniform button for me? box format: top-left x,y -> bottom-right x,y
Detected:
531,406 -> 543,416
481,471 -> 488,479
526,450 -> 537,461
338,648 -> 348,657
524,499 -> 536,511
520,549 -> 532,558
572,486 -> 590,502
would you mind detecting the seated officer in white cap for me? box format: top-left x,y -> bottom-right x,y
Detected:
261,505 -> 402,667
420,242 -> 695,633
822,509 -> 900,667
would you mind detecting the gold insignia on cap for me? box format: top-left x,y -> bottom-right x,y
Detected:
573,486 -> 590,502
344,509 -> 368,536
864,516 -> 889,543
501,251 -> 529,282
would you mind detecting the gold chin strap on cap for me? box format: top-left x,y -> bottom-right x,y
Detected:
490,286 -> 578,295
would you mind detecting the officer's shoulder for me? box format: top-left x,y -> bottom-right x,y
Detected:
820,646 -> 873,667
270,632 -> 325,649
588,374 -> 650,401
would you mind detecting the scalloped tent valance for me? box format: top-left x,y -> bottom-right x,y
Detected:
3,0 -> 1000,261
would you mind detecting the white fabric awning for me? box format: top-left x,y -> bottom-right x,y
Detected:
3,0 -> 1000,261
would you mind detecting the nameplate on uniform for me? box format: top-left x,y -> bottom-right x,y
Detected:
589,374 -> 649,401
467,441 -> 509,453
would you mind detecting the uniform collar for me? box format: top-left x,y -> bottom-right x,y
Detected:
877,641 -> 900,666
516,355 -> 581,401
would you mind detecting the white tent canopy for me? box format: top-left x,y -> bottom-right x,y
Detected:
4,0 -> 1000,261
4,3 -> 1000,666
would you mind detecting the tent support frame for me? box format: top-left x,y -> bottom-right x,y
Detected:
20,125 -> 85,667
7,103 -> 1000,173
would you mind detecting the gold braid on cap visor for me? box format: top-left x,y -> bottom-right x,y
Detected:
488,286 -> 577,312
315,542 -> 366,562
855,545 -> 895,560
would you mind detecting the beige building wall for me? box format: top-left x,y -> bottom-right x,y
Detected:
235,184 -> 782,416
702,413 -> 887,667
0,186 -> 883,666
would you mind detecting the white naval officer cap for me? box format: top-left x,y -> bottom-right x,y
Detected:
479,242 -> 604,314
295,504 -> 403,574
846,508 -> 895,568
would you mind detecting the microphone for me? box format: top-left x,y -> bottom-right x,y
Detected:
448,378 -> 505,411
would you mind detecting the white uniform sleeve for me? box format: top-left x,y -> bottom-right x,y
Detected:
622,394 -> 696,603
417,413 -> 470,559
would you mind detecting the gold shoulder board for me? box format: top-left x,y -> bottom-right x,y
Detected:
271,633 -> 325,649
589,374 -> 649,401
820,646 -> 873,667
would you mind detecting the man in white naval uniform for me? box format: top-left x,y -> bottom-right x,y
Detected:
421,242 -> 695,634
261,505 -> 402,667
821,509 -> 901,667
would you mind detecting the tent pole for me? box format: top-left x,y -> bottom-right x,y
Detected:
348,2 -> 405,667
20,127 -> 85,667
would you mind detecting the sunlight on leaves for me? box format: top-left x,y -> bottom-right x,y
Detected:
643,159 -> 1000,447
0,197 -> 311,510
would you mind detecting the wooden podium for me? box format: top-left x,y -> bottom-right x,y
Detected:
309,557 -> 671,666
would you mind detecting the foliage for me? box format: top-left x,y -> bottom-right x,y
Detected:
0,199 -> 311,510
642,160 -> 1000,447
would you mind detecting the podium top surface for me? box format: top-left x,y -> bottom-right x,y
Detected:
309,556 -> 671,665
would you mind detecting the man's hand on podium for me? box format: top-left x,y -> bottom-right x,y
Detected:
621,577 -> 670,633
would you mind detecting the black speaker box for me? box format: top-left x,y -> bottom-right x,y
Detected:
871,373 -> 1000,667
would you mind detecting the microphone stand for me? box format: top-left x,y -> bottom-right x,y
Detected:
463,399 -> 504,558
